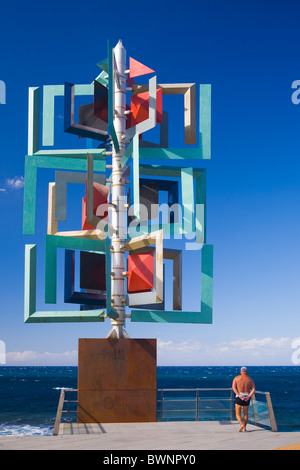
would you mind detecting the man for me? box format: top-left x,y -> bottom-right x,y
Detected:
232,367 -> 255,432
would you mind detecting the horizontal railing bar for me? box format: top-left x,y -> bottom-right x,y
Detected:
157,388 -> 232,392
160,410 -> 197,413
157,397 -> 232,403
158,388 -> 270,396
60,387 -> 269,394
158,399 -> 197,402
197,410 -> 230,412
161,409 -> 230,413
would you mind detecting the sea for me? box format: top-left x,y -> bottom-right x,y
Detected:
0,366 -> 299,436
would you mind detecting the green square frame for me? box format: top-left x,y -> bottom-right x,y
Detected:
24,244 -> 105,323
23,153 -> 106,235
130,244 -> 213,324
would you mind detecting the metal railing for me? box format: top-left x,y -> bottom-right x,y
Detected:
157,388 -> 277,432
53,388 -> 78,436
53,387 -> 277,435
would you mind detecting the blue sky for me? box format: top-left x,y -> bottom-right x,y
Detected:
1,0 -> 300,366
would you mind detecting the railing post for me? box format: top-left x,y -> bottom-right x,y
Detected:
53,388 -> 65,436
265,392 -> 277,432
196,389 -> 199,421
251,392 -> 258,427
160,390 -> 164,422
230,389 -> 234,421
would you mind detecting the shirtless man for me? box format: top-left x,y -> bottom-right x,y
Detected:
232,367 -> 255,432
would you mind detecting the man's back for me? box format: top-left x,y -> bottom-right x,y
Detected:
232,374 -> 254,394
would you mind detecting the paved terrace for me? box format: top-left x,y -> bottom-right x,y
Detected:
0,421 -> 300,450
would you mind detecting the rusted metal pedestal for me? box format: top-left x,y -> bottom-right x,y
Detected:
77,338 -> 157,423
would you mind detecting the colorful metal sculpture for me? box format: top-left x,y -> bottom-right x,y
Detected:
23,39 -> 213,338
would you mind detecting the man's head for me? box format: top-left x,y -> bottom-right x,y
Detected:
240,366 -> 248,375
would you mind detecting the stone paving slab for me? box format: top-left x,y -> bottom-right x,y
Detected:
0,421 -> 300,450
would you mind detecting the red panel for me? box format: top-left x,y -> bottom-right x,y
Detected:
129,57 -> 154,79
127,251 -> 154,293
82,197 -> 94,230
91,181 -> 109,215
130,88 -> 163,127
81,182 -> 109,230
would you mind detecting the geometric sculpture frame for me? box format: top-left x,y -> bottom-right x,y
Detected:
128,163 -> 206,244
125,75 -> 157,141
132,82 -> 196,145
47,182 -> 106,240
24,244 -> 105,323
64,82 -> 108,141
44,234 -> 106,305
54,170 -> 106,222
64,249 -> 106,307
129,246 -> 181,311
138,84 -> 211,160
23,39 -> 213,333
131,244 -> 213,323
42,83 -> 95,148
23,153 -> 106,235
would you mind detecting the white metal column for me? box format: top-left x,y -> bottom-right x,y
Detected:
106,40 -> 129,339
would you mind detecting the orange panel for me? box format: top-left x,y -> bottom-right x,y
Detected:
131,88 -> 163,126
127,251 -> 154,293
81,182 -> 109,230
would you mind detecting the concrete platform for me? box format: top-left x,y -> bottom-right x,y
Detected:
0,421 -> 300,450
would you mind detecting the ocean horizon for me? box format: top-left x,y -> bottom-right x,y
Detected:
0,365 -> 299,436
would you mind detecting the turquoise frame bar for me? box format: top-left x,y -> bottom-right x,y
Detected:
108,40 -> 119,152
131,244 -> 213,323
28,87 -> 40,155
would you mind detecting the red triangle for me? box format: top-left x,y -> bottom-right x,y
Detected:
128,269 -> 153,293
129,57 -> 155,79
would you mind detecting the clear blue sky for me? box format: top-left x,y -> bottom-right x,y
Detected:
1,0 -> 300,366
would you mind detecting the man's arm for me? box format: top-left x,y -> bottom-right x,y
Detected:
247,381 -> 255,398
244,381 -> 255,401
232,378 -> 239,396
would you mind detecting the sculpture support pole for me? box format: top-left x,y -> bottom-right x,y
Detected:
107,40 -> 129,339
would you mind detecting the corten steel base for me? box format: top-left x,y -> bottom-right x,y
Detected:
77,338 -> 157,423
